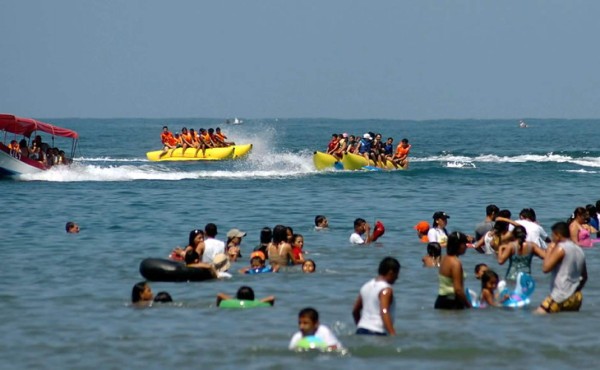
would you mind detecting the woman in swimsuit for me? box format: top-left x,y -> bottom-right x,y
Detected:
497,225 -> 545,281
434,232 -> 471,310
569,207 -> 597,248
266,225 -> 293,271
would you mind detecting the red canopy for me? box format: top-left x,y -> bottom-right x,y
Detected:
0,114 -> 79,139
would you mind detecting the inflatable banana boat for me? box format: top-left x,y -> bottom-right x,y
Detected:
146,143 -> 252,162
313,151 -> 406,171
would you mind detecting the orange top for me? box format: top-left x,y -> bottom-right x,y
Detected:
182,132 -> 193,144
161,132 -> 178,146
201,133 -> 211,142
8,142 -> 20,151
395,144 -> 411,158
215,133 -> 227,141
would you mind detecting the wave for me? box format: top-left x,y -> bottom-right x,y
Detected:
414,153 -> 600,168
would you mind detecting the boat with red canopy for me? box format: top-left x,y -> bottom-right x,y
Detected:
0,114 -> 79,177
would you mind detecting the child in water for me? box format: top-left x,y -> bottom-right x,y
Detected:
479,270 -> 508,307
422,242 -> 441,267
216,286 -> 275,307
238,251 -> 274,274
288,307 -> 342,351
302,259 -> 316,273
474,263 -> 489,279
291,234 -> 306,264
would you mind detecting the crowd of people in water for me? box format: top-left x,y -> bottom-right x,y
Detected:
325,132 -> 411,168
159,125 -> 235,158
6,135 -> 71,167
122,200 -> 598,350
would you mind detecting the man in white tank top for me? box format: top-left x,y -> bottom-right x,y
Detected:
352,257 -> 401,335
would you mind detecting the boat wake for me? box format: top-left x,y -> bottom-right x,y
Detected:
415,153 -> 600,168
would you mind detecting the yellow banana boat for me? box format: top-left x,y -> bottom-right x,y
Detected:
313,151 -> 406,171
146,144 -> 252,162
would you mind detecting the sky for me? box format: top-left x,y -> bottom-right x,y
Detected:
1,1 -> 600,119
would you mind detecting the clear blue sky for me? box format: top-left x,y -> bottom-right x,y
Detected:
2,1 -> 599,119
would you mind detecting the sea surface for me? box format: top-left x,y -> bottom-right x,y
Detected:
1,118 -> 599,370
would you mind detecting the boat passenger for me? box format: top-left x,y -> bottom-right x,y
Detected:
214,127 -> 234,146
392,138 -> 411,168
198,128 -> 213,156
18,139 -> 29,159
381,137 -> 394,164
369,133 -> 383,164
326,134 -> 339,154
207,128 -> 222,147
159,126 -> 178,158
346,135 -> 358,154
358,133 -> 372,160
333,133 -> 347,159
180,127 -> 194,155
8,140 -> 20,158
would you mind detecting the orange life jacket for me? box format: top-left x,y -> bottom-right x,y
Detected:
161,132 -> 178,146
395,144 -> 411,158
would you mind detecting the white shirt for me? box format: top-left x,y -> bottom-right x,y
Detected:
427,228 -> 448,246
349,232 -> 365,244
357,278 -> 395,334
202,238 -> 225,263
288,325 -> 341,350
516,219 -> 548,249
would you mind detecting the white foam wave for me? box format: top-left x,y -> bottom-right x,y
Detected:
415,153 -> 600,168
562,169 -> 598,174
445,161 -> 476,169
75,157 -> 147,163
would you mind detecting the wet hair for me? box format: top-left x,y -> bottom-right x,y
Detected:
573,206 -> 587,219
131,281 -> 148,303
378,256 -> 401,276
519,208 -> 537,222
551,221 -> 570,239
189,229 -> 204,246
298,307 -> 319,323
65,221 -> 76,232
401,138 -> 409,144
286,226 -> 294,237
272,225 -> 288,244
185,250 -> 200,265
236,286 -> 255,300
292,234 -> 303,245
315,215 -> 326,226
481,270 -> 499,289
427,242 -> 442,257
447,231 -> 468,256
354,218 -> 366,228
512,225 -> 527,243
303,259 -> 316,271
486,204 -> 499,217
162,126 -> 168,130
208,128 -> 214,134
204,223 -> 218,238
494,209 -> 512,234
260,227 -> 272,244
153,291 -> 173,303
474,263 -> 488,275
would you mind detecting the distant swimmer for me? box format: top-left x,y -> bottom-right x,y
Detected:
519,120 -> 528,128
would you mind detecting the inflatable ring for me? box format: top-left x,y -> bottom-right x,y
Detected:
218,299 -> 272,309
372,221 -> 385,241
295,336 -> 327,350
139,258 -> 215,282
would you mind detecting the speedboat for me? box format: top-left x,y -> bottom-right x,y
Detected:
519,120 -> 528,128
0,114 -> 79,177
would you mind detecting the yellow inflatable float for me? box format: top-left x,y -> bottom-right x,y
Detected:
146,144 -> 252,162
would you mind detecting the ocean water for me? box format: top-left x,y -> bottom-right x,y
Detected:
1,118 -> 599,369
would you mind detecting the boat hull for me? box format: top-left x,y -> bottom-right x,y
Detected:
0,149 -> 45,177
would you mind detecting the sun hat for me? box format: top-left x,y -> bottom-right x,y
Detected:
414,221 -> 430,233
212,253 -> 231,272
226,228 -> 247,239
432,211 -> 450,220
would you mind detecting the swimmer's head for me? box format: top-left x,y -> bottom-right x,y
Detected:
250,251 -> 266,268
427,242 -> 442,258
315,215 -> 328,228
481,270 -> 499,291
236,286 -> 255,301
474,263 -> 489,279
302,259 -> 316,273
153,291 -> 173,303
185,250 -> 200,265
378,256 -> 400,284
298,307 -> 319,336
132,281 -> 153,303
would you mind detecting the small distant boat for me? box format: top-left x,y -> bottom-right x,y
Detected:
519,120 -> 528,128
224,118 -> 243,125
0,114 -> 79,177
